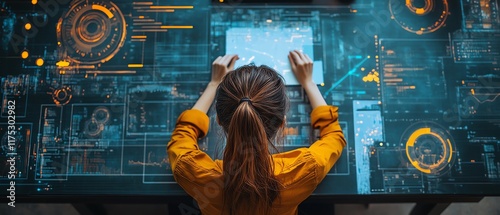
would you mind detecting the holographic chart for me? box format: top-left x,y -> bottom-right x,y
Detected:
1,0 -> 500,196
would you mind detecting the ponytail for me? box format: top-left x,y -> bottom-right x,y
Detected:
216,65 -> 288,215
223,100 -> 279,215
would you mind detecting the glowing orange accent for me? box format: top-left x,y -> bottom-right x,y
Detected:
138,16 -> 145,19
160,25 -> 193,29
384,78 -> 403,82
36,58 -> 44,67
416,8 -> 425,15
447,139 -> 453,163
133,2 -> 153,5
21,51 -> 29,59
411,161 -> 431,173
406,128 -> 429,147
25,23 -> 32,30
406,127 -> 453,174
405,0 -> 433,15
92,5 -> 114,19
471,88 -> 475,95
31,0 -> 37,5
56,61 -> 70,67
131,35 -> 147,39
128,64 -> 143,68
149,6 -> 193,9
320,83 -> 325,87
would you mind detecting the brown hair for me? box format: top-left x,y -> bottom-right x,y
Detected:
216,65 -> 289,215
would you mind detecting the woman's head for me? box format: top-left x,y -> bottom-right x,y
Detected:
216,64 -> 289,138
215,65 -> 289,215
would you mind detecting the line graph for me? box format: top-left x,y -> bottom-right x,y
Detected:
459,87 -> 500,120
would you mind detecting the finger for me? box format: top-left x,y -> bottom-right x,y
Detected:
213,56 -> 222,65
221,54 -> 235,67
296,50 -> 308,61
289,51 -> 303,65
228,55 -> 239,69
219,55 -> 230,66
303,52 -> 313,63
288,54 -> 296,67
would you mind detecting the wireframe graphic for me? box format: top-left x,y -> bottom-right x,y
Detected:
379,39 -> 449,113
461,0 -> 500,31
0,1 -> 16,53
0,123 -> 31,180
458,87 -> 500,120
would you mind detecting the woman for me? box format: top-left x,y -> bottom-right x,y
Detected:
167,51 -> 346,215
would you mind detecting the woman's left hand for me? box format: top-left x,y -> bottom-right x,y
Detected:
211,54 -> 239,84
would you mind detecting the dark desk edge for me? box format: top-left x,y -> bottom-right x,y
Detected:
3,194 -> 489,204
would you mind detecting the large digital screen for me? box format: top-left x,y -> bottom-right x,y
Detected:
1,0 -> 500,200
226,27 -> 324,85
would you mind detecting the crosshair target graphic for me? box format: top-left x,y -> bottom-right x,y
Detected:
57,0 -> 127,64
401,121 -> 455,175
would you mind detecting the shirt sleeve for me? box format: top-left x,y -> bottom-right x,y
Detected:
167,109 -> 210,172
167,109 -> 225,209
308,105 -> 346,183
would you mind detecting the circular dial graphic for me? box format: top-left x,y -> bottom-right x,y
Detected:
52,86 -> 73,105
84,119 -> 104,137
92,106 -> 110,124
389,0 -> 449,35
57,0 -> 127,64
401,121 -> 455,175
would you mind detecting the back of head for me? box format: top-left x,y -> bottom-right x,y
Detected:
216,65 -> 289,215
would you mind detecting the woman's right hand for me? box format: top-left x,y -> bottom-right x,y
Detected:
288,50 -> 314,86
211,54 -> 239,85
288,50 -> 327,109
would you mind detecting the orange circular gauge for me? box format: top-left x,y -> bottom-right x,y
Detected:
57,0 -> 127,64
389,0 -> 449,35
84,119 -> 104,137
401,121 -> 455,175
92,106 -> 111,125
52,86 -> 73,105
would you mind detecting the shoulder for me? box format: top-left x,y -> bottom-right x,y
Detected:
272,148 -> 326,206
173,150 -> 222,185
272,148 -> 322,187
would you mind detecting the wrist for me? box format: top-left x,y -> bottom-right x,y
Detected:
207,81 -> 220,88
301,80 -> 316,90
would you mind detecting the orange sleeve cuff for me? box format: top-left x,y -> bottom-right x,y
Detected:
176,109 -> 210,138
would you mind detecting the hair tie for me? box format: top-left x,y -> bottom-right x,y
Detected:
239,97 -> 252,105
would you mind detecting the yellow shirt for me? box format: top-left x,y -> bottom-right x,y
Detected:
167,105 -> 346,215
